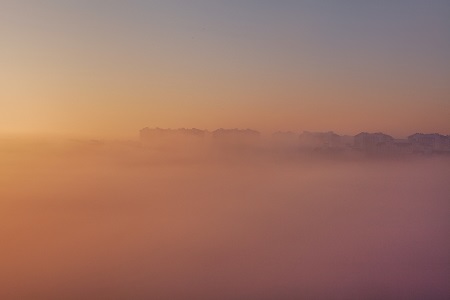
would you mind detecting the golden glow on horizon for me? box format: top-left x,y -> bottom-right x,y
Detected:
1,1 -> 449,138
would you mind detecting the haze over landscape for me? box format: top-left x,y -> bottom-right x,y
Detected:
1,138 -> 450,299
1,1 -> 450,299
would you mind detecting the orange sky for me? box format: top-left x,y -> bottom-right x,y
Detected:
1,1 -> 449,138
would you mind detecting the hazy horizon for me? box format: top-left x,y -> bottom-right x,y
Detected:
1,127 -> 449,142
1,1 -> 449,299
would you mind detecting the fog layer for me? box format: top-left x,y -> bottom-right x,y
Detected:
1,139 -> 449,299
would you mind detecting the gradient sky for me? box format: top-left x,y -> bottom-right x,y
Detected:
1,0 -> 449,138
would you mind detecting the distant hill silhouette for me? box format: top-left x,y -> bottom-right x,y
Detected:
138,127 -> 450,155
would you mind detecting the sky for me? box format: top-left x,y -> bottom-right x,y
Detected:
1,0 -> 449,138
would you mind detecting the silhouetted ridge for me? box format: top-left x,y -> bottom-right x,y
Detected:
140,127 -> 206,143
408,133 -> 450,152
138,128 -> 450,155
212,128 -> 260,139
299,131 -> 342,148
354,132 -> 394,150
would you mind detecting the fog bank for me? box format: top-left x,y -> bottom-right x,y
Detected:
1,139 -> 449,299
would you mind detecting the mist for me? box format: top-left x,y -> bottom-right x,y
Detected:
1,138 -> 449,299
